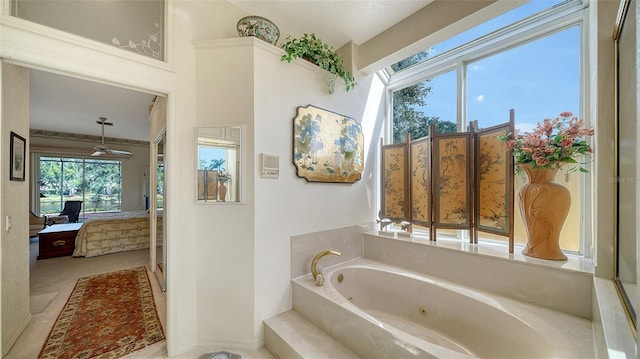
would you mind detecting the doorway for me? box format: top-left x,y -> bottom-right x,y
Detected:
1,63 -> 169,356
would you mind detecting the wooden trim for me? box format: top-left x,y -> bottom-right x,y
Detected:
30,129 -> 149,146
469,120 -> 478,244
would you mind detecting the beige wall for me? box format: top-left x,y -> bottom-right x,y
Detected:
1,62 -> 32,354
192,37 -> 385,347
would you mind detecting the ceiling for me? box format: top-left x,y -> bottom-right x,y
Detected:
29,69 -> 156,142
227,0 -> 433,48
28,1 -> 432,142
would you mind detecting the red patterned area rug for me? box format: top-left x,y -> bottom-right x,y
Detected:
38,267 -> 164,359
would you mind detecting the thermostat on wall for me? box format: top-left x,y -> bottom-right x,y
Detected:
260,154 -> 279,179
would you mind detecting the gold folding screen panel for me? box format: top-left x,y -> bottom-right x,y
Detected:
380,114 -> 514,252
410,138 -> 431,226
433,133 -> 472,230
197,170 -> 218,201
472,119 -> 515,251
381,142 -> 408,221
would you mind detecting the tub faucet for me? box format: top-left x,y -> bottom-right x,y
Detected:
311,250 -> 342,286
400,221 -> 412,233
376,210 -> 393,231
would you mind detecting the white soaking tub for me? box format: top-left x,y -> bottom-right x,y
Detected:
291,258 -> 593,359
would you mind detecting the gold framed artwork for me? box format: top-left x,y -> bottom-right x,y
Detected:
10,131 -> 26,181
292,105 -> 364,183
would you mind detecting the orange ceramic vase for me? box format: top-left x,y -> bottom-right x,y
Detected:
518,164 -> 569,261
218,182 -> 227,202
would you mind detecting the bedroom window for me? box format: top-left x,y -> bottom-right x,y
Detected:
39,156 -> 122,217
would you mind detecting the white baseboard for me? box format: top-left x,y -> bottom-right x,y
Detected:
197,338 -> 263,352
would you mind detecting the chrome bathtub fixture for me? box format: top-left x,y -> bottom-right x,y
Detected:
400,221 -> 412,232
311,250 -> 342,286
378,218 -> 392,231
376,210 -> 394,232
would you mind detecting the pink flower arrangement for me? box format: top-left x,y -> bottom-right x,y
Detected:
499,111 -> 594,172
217,171 -> 231,183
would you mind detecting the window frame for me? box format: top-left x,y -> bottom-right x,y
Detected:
381,0 -> 592,257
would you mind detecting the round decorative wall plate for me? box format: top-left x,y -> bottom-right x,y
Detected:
237,15 -> 280,45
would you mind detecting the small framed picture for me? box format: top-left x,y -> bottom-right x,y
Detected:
10,131 -> 26,181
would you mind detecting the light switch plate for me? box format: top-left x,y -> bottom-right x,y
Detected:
260,154 -> 279,179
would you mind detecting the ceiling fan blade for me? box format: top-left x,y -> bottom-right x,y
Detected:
91,118 -> 133,158
108,149 -> 133,157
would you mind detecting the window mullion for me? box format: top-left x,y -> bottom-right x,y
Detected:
579,7 -> 592,258
385,88 -> 394,145
457,58 -> 466,132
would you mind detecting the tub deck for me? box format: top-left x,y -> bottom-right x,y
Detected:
291,258 -> 593,359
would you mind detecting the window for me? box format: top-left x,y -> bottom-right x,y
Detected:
387,0 -> 572,75
39,156 -> 122,216
386,0 -> 588,254
393,69 -> 458,143
466,27 -> 580,128
466,27 -> 582,252
157,162 -> 164,209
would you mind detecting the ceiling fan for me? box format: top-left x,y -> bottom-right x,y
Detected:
91,117 -> 133,158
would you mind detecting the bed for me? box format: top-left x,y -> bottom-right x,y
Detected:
72,210 -> 162,258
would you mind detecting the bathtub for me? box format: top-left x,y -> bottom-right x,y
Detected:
292,258 -> 593,358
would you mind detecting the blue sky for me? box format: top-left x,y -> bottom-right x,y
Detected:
199,146 -> 227,170
415,0 -> 579,132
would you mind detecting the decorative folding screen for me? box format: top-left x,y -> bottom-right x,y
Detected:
471,118 -> 515,252
197,170 -> 218,201
410,137 -> 431,226
433,133 -> 472,231
381,141 -> 408,221
380,111 -> 515,252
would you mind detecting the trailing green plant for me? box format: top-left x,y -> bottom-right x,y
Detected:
280,33 -> 357,94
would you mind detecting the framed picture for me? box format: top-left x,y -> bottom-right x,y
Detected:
10,131 -> 26,181
292,105 -> 364,183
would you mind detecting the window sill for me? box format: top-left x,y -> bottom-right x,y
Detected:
369,230 -> 594,275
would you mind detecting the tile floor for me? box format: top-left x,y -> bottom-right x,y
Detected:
5,239 -> 273,359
